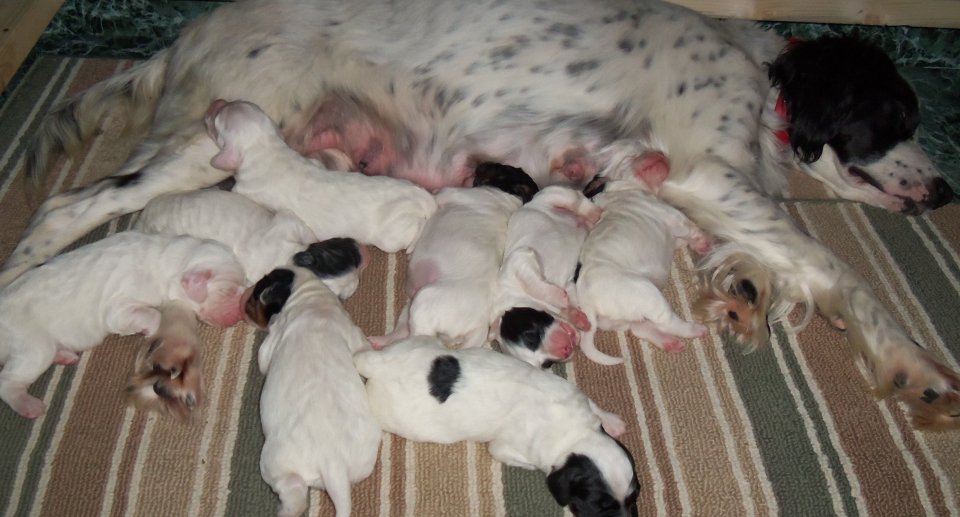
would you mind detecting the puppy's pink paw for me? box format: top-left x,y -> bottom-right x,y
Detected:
568,307 -> 592,331
660,339 -> 685,353
600,412 -> 627,438
12,393 -> 46,419
368,336 -> 390,350
54,349 -> 80,366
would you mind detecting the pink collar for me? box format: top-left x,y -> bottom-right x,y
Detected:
773,37 -> 803,146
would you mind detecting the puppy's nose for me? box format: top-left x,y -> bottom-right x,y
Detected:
927,177 -> 955,209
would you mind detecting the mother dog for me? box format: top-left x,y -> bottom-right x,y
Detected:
6,0 -> 959,428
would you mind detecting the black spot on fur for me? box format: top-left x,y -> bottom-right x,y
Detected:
572,262 -> 582,283
582,175 -> 607,198
547,22 -> 581,39
293,238 -> 363,279
566,60 -> 600,77
643,55 -> 653,69
247,45 -> 271,59
500,307 -> 553,352
113,171 -> 142,188
428,355 -> 460,403
676,82 -> 687,96
473,162 -> 540,203
617,38 -> 634,53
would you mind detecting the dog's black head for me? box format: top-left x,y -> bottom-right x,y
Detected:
546,447 -> 640,517
243,268 -> 295,328
769,36 -> 917,165
473,162 -> 540,203
768,36 -> 953,213
293,238 -> 364,279
499,307 -> 556,368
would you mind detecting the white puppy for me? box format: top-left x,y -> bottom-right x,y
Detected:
137,189 -> 367,298
244,266 -> 381,517
493,185 -> 601,367
205,100 -> 437,253
576,149 -> 710,365
0,231 -> 246,418
370,163 -> 538,350
354,336 -> 639,515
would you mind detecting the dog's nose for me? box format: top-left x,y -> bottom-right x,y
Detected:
927,177 -> 955,209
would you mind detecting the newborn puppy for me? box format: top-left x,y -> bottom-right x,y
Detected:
205,100 -> 437,253
0,232 -> 246,418
244,267 -> 381,517
354,336 -> 639,516
493,185 -> 601,367
137,189 -> 368,297
370,162 -> 538,350
576,150 -> 709,365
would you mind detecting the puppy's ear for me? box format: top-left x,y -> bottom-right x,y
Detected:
181,269 -> 213,303
210,145 -> 242,171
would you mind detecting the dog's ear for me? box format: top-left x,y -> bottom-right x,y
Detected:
181,269 -> 213,303
210,144 -> 242,171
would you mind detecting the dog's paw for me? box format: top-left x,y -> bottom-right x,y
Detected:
874,345 -> 960,431
600,412 -> 628,438
54,349 -> 80,365
127,334 -> 204,420
7,391 -> 47,419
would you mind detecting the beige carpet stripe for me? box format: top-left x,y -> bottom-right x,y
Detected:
187,326 -> 237,517
929,206 -> 960,256
414,442 -> 470,515
106,412 -> 149,517
669,251 -> 761,515
790,202 -> 938,515
99,406 -> 137,517
378,434 -> 393,517
909,217 -> 960,296
611,330 -> 669,514
678,249 -> 778,515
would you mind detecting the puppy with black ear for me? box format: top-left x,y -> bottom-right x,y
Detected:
243,266 -> 381,517
354,336 -> 639,516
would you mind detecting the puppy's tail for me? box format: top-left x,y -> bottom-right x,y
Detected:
26,49 -> 170,186
323,468 -> 353,517
577,307 -> 624,366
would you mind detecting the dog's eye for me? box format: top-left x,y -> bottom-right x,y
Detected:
727,310 -> 740,322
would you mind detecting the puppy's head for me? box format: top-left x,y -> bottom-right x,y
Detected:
546,438 -> 640,516
292,238 -> 368,299
769,36 -> 953,214
497,307 -> 578,368
242,268 -> 296,329
472,162 -> 540,203
693,252 -> 774,352
205,99 -> 280,171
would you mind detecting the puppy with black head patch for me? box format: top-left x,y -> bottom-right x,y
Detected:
243,266 -> 381,517
369,162 -> 538,350
137,189 -> 368,298
354,335 -> 639,516
493,185 -> 601,368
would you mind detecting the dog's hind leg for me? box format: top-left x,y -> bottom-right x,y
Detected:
0,134 -> 228,287
271,473 -> 308,517
322,469 -> 354,517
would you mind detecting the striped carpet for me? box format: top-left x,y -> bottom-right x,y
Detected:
1,55 -> 958,517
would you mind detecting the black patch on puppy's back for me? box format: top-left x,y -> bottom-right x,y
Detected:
500,307 -> 553,352
473,162 -> 540,203
427,355 -> 461,403
293,238 -> 363,278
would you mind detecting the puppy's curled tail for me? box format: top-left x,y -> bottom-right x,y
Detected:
25,49 -> 170,185
577,307 -> 624,366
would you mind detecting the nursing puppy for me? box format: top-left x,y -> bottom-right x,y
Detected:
355,336 -> 639,516
244,267 -> 381,517
576,150 -> 710,365
370,162 -> 538,350
137,189 -> 367,297
205,100 -> 437,253
493,185 -> 602,367
0,232 -> 245,418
